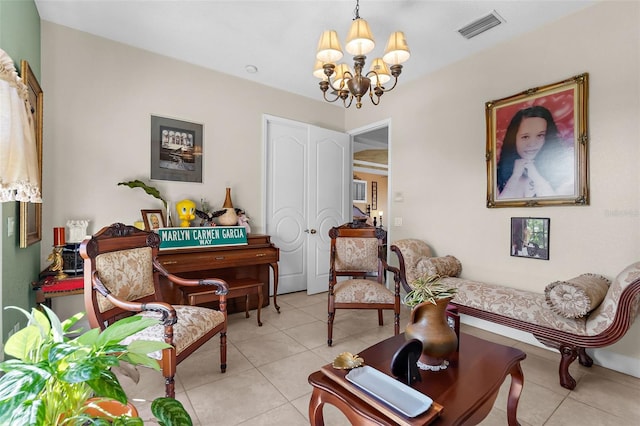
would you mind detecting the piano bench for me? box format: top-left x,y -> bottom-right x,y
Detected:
181,277 -> 264,326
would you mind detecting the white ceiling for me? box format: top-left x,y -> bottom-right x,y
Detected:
34,0 -> 595,104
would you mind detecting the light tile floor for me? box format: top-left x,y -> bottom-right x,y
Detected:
120,292 -> 639,425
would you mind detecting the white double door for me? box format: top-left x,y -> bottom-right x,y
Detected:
264,115 -> 350,295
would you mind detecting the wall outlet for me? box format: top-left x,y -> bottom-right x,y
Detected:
7,216 -> 15,237
394,217 -> 403,227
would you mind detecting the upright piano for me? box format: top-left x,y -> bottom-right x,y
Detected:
156,234 -> 280,314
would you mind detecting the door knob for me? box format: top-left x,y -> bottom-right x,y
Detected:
305,229 -> 317,234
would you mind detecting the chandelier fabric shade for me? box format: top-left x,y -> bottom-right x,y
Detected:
383,31 -> 411,65
345,18 -> 375,56
0,49 -> 42,203
369,58 -> 391,86
313,0 -> 410,109
316,30 -> 344,64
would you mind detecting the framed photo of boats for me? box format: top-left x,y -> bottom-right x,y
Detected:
150,115 -> 203,183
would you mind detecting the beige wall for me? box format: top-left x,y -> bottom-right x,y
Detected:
346,1 -> 640,367
40,20 -> 343,247
353,171 -> 388,221
41,1 -> 639,373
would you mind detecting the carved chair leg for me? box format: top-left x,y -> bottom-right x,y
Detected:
328,311 -> 335,346
577,347 -> 593,367
394,311 -> 400,335
220,332 -> 227,373
165,376 -> 176,398
559,345 -> 578,390
378,309 -> 384,326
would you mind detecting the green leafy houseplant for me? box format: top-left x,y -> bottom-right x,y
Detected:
118,180 -> 167,210
0,305 -> 192,426
403,274 -> 459,308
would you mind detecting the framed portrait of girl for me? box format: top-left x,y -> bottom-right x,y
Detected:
485,74 -> 589,208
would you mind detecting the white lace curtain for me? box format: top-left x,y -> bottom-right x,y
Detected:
0,48 -> 42,203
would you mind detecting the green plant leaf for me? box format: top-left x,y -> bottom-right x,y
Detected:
151,397 -> 193,426
29,308 -> 52,337
4,325 -> 43,361
0,366 -> 48,420
42,305 -> 65,343
89,419 -> 115,426
96,316 -> 161,347
61,310 -> 86,333
127,339 -> 172,354
118,180 -> 167,209
48,341 -> 87,364
403,274 -> 458,308
60,355 -> 121,384
0,399 -> 44,426
121,351 -> 162,371
113,416 -> 144,426
75,326 -> 100,346
86,370 -> 128,404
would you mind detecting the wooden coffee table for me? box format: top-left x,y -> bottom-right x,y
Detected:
308,332 -> 526,425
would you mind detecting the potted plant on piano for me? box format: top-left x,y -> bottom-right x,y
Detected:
0,305 -> 192,425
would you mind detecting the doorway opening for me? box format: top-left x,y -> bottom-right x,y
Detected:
349,121 -> 390,235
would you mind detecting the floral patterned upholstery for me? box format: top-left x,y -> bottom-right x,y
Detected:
334,237 -> 379,272
441,277 -> 587,335
587,261 -> 640,334
416,255 -> 462,279
391,239 -> 433,285
333,278 -> 395,304
95,247 -> 156,313
122,306 -> 226,359
544,274 -> 610,319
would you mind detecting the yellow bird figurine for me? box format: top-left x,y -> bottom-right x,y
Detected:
176,199 -> 196,227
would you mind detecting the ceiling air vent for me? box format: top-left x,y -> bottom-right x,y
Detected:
458,11 -> 503,39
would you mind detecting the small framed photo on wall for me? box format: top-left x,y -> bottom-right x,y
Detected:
511,217 -> 550,260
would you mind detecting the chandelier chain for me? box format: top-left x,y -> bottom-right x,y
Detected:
353,0 -> 361,20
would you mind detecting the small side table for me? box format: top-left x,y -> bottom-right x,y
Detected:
33,273 -> 84,308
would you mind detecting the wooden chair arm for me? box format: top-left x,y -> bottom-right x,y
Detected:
153,258 -> 229,296
390,244 -> 413,293
383,261 -> 402,296
91,271 -> 177,326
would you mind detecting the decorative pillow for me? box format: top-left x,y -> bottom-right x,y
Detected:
545,273 -> 611,319
415,255 -> 462,278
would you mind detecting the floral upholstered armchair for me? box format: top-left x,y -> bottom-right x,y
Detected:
327,222 -> 401,346
80,223 -> 229,398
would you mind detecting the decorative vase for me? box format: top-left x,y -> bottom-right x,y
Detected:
82,397 -> 139,420
217,187 -> 238,226
404,297 -> 458,371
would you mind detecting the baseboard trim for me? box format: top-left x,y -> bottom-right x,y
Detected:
460,314 -> 640,379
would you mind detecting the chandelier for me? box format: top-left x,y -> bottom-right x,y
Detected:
314,0 -> 410,109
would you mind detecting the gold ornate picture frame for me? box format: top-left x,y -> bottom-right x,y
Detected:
19,60 -> 43,248
486,74 -> 589,208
